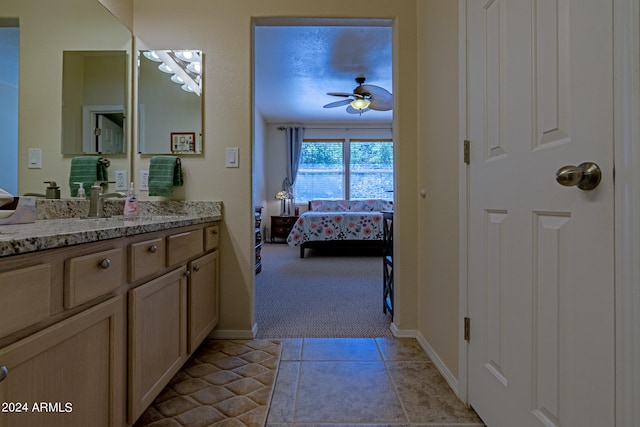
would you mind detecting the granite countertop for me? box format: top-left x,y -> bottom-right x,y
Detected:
0,200 -> 222,258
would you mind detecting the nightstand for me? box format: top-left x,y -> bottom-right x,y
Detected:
270,215 -> 298,243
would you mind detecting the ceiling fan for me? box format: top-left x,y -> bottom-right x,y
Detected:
323,76 -> 393,115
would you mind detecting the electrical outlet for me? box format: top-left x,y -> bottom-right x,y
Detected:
139,170 -> 149,191
114,170 -> 127,191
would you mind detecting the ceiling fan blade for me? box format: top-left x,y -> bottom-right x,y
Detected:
368,97 -> 393,111
358,84 -> 392,99
354,84 -> 392,111
327,92 -> 356,98
323,99 -> 352,109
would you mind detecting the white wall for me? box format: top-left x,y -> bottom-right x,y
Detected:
416,0 -> 460,379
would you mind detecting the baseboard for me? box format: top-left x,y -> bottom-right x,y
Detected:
209,323 -> 258,340
416,332 -> 460,397
390,322 -> 417,338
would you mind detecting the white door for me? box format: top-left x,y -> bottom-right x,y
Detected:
97,114 -> 124,154
466,1 -> 614,426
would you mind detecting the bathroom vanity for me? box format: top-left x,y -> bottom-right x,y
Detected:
0,204 -> 221,426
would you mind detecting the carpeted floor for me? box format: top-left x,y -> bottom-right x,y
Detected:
133,339 -> 282,427
255,243 -> 393,338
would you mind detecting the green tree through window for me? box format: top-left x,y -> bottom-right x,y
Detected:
295,140 -> 393,202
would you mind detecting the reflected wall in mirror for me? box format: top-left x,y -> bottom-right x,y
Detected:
138,49 -> 203,155
62,50 -> 127,154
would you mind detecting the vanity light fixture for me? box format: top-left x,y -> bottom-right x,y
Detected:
186,61 -> 201,75
143,51 -> 162,62
158,62 -> 173,73
143,49 -> 202,96
174,50 -> 200,63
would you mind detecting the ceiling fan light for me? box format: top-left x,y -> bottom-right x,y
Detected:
350,98 -> 370,110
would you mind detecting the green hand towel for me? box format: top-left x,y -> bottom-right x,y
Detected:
68,157 -> 110,197
148,156 -> 183,197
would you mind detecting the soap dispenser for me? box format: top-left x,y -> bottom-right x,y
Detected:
74,182 -> 86,200
123,182 -> 139,217
44,181 -> 60,199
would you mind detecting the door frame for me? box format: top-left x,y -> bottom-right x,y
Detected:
457,0 -> 640,425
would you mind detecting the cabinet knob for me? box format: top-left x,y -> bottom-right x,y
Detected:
210,229 -> 218,235
0,365 -> 8,383
148,244 -> 158,254
99,258 -> 111,269
193,265 -> 200,272
184,270 -> 191,278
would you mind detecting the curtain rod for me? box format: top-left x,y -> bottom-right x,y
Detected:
276,126 -> 392,131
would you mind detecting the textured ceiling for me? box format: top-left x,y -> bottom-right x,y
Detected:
254,25 -> 393,125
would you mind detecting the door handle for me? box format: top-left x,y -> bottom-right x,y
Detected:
0,365 -> 8,383
555,162 -> 601,191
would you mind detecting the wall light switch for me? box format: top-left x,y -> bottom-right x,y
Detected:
28,148 -> 42,169
114,170 -> 128,191
225,147 -> 239,168
139,170 -> 149,191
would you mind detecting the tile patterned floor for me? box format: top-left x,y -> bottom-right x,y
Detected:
134,337 -> 485,427
134,339 -> 282,427
267,338 -> 485,427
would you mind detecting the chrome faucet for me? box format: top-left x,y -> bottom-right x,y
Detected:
88,182 -> 126,218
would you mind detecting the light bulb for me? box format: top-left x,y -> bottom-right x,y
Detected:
350,98 -> 370,110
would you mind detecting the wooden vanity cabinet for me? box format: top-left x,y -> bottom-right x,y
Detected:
0,295 -> 126,427
128,267 -> 188,423
0,220 -> 221,427
188,250 -> 219,352
126,223 -> 220,424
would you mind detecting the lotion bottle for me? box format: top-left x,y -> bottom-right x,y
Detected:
74,182 -> 86,200
123,182 -> 139,217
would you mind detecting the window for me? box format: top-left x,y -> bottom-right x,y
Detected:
295,139 -> 393,202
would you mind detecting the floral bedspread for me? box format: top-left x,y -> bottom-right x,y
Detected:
286,211 -> 385,247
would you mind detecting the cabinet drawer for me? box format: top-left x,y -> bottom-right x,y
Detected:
129,238 -> 166,282
65,248 -> 123,308
166,230 -> 203,266
204,225 -> 219,251
276,217 -> 297,226
0,264 -> 51,337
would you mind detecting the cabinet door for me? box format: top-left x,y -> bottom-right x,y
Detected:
188,251 -> 219,353
0,296 -> 125,427
128,267 -> 187,424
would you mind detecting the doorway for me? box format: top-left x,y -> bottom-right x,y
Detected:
251,19 -> 394,339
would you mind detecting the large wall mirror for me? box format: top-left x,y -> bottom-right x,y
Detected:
62,50 -> 127,154
4,0 -> 132,198
138,50 -> 203,155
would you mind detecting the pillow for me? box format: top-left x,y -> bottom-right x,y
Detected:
348,199 -> 394,211
310,200 -> 349,212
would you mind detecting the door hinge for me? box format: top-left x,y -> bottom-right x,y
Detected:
463,140 -> 470,164
464,317 -> 470,341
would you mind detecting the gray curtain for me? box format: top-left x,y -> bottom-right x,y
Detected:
282,126 -> 304,196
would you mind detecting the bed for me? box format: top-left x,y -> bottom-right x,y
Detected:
286,199 -> 394,258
